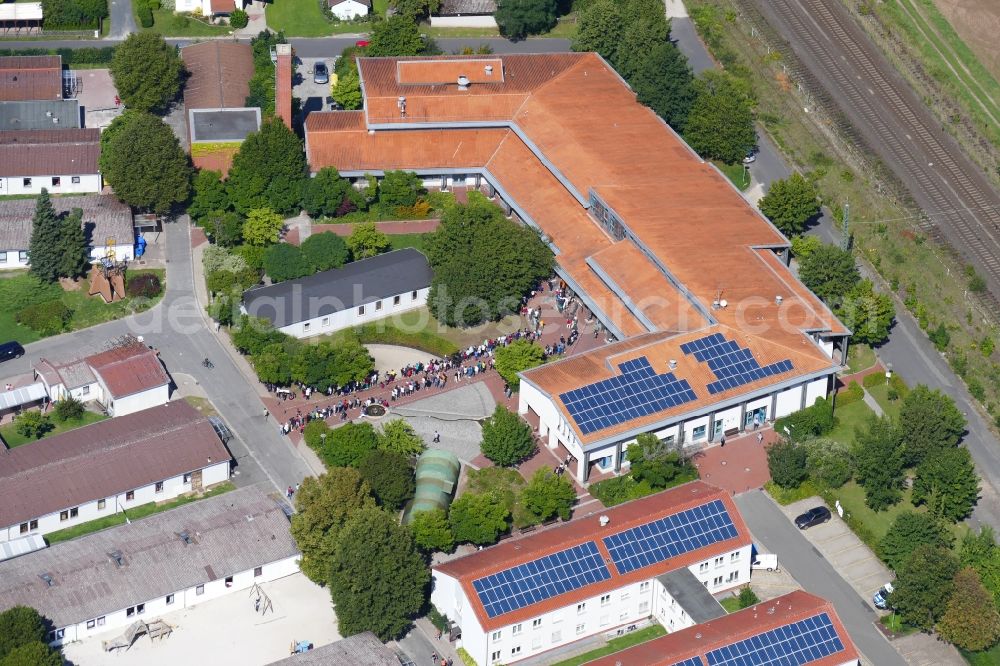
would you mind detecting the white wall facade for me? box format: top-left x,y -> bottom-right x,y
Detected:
1,461 -> 231,543
103,385 -> 170,417
0,241 -> 133,271
434,544 -> 751,666
429,15 -> 498,27
89,242 -> 135,264
331,0 -> 369,19
48,554 -> 300,646
272,286 -> 430,339
0,173 -> 101,196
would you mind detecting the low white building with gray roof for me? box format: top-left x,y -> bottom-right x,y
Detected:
242,247 -> 433,338
0,485 -> 300,647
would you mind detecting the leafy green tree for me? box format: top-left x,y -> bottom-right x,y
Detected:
347,221 -> 391,259
494,340 -> 545,388
766,439 -> 808,489
0,607 -> 47,659
684,71 -> 756,164
326,422 -> 380,468
378,419 -> 426,457
631,42 -> 696,131
798,243 -> 860,305
615,15 -> 671,82
758,173 -> 820,236
378,171 -> 423,210
961,528 -> 1000,606
480,405 -> 535,466
803,438 -> 852,488
367,15 -> 425,57
329,506 -> 429,640
851,415 -> 905,510
879,511 -> 952,571
520,468 -> 576,524
101,112 -> 191,214
837,279 -> 895,346
627,433 -> 689,489
738,585 -> 760,609
263,243 -> 311,282
227,119 -> 308,215
410,509 -> 454,553
58,209 -> 90,279
242,208 -> 284,246
189,170 -> 230,221
891,545 -> 959,630
449,491 -> 511,545
937,568 -> 1000,651
331,67 -> 363,111
303,168 -> 356,218
207,292 -> 238,326
495,0 -> 558,40
572,0 -> 623,64
291,468 -> 375,585
301,232 -> 349,273
27,190 -> 63,283
251,342 -> 293,385
52,396 -> 84,422
912,446 -> 980,522
201,211 -> 244,248
899,385 -> 966,467
0,641 -> 62,666
774,397 -> 835,442
359,450 -> 415,510
390,0 -> 439,19
426,198 -> 553,327
13,412 -> 52,440
110,33 -> 185,112
289,338 -> 373,391
791,234 -> 823,261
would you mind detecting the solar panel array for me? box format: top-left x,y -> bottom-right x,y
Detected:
472,542 -> 611,619
559,357 -> 697,435
705,613 -> 844,666
680,333 -> 794,395
602,499 -> 738,575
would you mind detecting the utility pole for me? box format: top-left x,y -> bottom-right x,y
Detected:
841,202 -> 851,251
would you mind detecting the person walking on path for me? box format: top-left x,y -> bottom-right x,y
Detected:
757,432 -> 764,445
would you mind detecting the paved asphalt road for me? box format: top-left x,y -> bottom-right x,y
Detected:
736,491 -> 906,666
107,0 -> 137,40
2,219 -> 313,497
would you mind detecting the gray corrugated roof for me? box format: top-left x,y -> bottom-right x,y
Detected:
0,99 -> 80,130
0,485 -> 298,629
267,633 -> 400,666
243,248 -> 433,328
657,568 -> 727,624
436,0 -> 495,14
0,194 -> 133,252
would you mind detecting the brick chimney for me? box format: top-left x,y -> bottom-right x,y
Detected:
275,43 -> 292,129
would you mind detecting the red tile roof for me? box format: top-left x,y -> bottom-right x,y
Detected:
0,401 -> 231,529
85,340 -> 170,399
180,42 -> 254,110
583,590 -> 860,666
434,481 -> 751,631
0,55 -> 62,102
0,128 -> 99,178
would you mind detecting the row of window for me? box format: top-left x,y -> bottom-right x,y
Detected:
490,606 -> 652,663
0,251 -> 28,264
19,477 -> 189,533
13,176 -> 82,189
300,291 -> 421,333
698,552 -> 741,572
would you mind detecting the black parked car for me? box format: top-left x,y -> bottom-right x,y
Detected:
0,341 -> 24,364
794,506 -> 831,530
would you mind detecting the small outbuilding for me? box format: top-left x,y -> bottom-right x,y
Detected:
328,0 -> 370,20
242,248 -> 433,338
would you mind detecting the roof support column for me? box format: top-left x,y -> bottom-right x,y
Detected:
738,403 -> 747,433
800,382 -> 809,410
769,391 -> 779,423
707,411 -> 717,441
577,451 -> 590,483
613,441 -> 623,473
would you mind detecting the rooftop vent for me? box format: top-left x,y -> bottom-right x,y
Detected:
668,359 -> 677,370
179,530 -> 192,545
52,117 -> 59,124
45,110 -> 52,117
39,573 -> 54,587
457,75 -> 470,90
485,64 -> 494,76
598,515 -> 610,527
108,550 -> 124,567
397,96 -> 406,118
775,295 -> 783,305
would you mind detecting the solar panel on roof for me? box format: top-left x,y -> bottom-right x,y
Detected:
670,659 -> 704,666
472,542 -> 612,619
559,357 -> 697,435
705,613 -> 844,666
682,333 -> 793,395
602,499 -> 738,575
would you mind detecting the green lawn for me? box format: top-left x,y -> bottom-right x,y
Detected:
144,9 -> 232,37
879,613 -> 917,636
44,482 -> 236,544
720,596 -> 742,613
388,233 -> 428,253
961,643 -> 1000,665
830,479 -> 969,545
712,161 -> 751,191
0,411 -> 108,448
867,382 -> 902,421
266,0 -> 345,37
845,343 -> 876,374
549,625 -> 667,666
827,399 -> 876,445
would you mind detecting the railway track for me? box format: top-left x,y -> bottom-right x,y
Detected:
743,0 -> 1000,316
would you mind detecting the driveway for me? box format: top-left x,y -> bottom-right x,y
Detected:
295,56 -> 336,121
107,0 -> 137,39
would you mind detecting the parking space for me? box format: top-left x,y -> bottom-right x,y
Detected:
294,56 -> 337,120
71,68 -> 123,130
776,497 -> 890,613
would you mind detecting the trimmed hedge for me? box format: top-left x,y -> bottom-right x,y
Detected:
137,2 -> 154,27
16,299 -> 73,335
836,380 -> 864,407
127,272 -> 162,299
0,47 -> 116,66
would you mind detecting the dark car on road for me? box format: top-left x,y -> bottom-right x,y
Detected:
794,505 -> 831,530
0,341 -> 24,364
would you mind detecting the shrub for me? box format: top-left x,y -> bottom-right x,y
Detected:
127,272 -> 162,299
137,3 -> 154,27
16,299 -> 72,335
774,397 -> 834,442
230,7 -> 248,27
14,411 -> 53,439
836,380 -> 864,407
588,475 -> 656,507
767,440 -> 808,489
738,585 -> 760,608
52,396 -> 85,422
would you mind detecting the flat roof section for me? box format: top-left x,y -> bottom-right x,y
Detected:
189,107 -> 261,143
397,58 -> 505,85
657,568 -> 726,624
0,99 -> 80,130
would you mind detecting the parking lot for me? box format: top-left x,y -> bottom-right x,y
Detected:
295,56 -> 338,120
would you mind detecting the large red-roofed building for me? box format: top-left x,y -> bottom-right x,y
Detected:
431,481 -> 754,665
